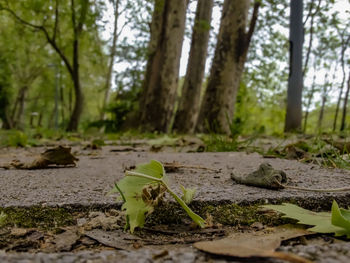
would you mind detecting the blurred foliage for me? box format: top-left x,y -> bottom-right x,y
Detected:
0,0 -> 349,136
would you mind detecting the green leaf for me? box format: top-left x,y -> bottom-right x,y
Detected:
263,203 -> 342,234
115,160 -> 165,233
331,200 -> 350,237
180,185 -> 197,204
114,160 -> 205,232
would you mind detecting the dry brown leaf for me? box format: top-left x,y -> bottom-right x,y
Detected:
10,228 -> 31,237
7,146 -> 78,169
84,229 -> 133,250
194,225 -> 312,263
51,227 -> 80,252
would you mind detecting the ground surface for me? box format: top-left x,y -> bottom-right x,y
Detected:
1,144 -> 350,262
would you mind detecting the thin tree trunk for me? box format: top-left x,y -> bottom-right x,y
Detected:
100,0 -> 119,121
11,86 -> 29,129
333,34 -> 350,131
303,68 -> 316,133
317,72 -> 329,130
60,72 -> 65,124
196,0 -> 260,134
173,0 -> 213,134
340,70 -> 350,131
0,87 -> 12,129
302,0 -> 321,76
139,0 -> 188,132
285,0 -> 304,132
66,0 -> 88,131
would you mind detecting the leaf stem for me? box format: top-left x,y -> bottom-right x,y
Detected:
125,171 -> 163,182
162,181 -> 206,228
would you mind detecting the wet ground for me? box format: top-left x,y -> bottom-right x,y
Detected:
1,145 -> 350,262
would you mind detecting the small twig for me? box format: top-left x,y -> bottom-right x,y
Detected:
275,179 -> 350,192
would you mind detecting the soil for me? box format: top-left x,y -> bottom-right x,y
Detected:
1,144 -> 350,262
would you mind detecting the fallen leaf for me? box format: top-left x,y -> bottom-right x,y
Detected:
83,211 -> 121,231
231,162 -> 287,190
7,146 -> 78,169
84,229 -> 133,250
194,225 -> 312,263
10,228 -> 31,237
52,227 -> 80,251
263,202 -> 349,236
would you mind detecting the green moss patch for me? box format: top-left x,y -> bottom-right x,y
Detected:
146,202 -> 290,227
0,206 -> 74,229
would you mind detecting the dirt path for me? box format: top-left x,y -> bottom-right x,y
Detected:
0,146 -> 350,207
1,146 -> 350,262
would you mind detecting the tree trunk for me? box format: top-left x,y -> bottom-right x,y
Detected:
173,0 -> 213,134
100,0 -> 119,121
139,0 -> 188,132
284,0 -> 304,132
196,0 -> 259,134
333,34 -> 350,131
302,0 -> 321,75
340,70 -> 350,131
0,86 -> 12,129
66,0 -> 88,131
303,69 -> 316,133
317,72 -> 329,130
333,74 -> 345,131
12,86 -> 29,129
67,70 -> 83,131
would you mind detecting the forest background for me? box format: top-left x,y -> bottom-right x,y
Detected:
0,0 -> 349,139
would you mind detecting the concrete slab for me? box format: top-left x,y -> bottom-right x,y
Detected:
1,146 -> 350,208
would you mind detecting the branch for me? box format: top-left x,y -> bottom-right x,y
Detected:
71,0 -> 77,33
1,5 -> 74,77
77,0 -> 89,34
303,0 -> 315,26
53,0 -> 59,41
245,0 -> 261,52
0,6 -> 43,30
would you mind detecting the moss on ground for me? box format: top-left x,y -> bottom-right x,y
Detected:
201,203 -> 290,226
146,202 -> 291,227
0,202 -> 293,230
0,206 -> 74,229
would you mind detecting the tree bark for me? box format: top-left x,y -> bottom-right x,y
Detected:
340,70 -> 350,131
302,0 -> 321,76
333,33 -> 350,131
139,0 -> 188,132
303,68 -> 316,133
100,0 -> 119,121
66,0 -> 88,131
284,0 -> 304,132
196,0 -> 259,134
0,85 -> 12,129
173,0 -> 213,134
317,72 -> 329,130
